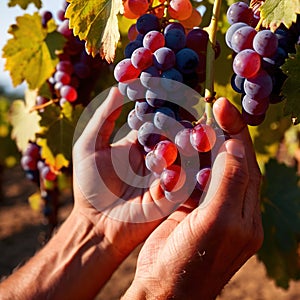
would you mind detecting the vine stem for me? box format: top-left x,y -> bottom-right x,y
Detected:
204,0 -> 222,125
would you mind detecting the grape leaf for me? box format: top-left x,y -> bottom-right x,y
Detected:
2,13 -> 65,89
258,159 -> 300,288
37,138 -> 69,171
10,90 -> 41,151
281,45 -> 300,125
260,0 -> 300,30
28,192 -> 42,212
65,0 -> 123,63
38,102 -> 83,165
8,0 -> 42,9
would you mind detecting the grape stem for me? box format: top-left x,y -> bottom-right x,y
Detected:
203,0 -> 222,125
30,99 -> 59,112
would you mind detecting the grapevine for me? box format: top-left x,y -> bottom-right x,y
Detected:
2,0 -> 300,291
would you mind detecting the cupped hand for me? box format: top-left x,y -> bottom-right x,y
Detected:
123,97 -> 264,300
72,87 -> 178,260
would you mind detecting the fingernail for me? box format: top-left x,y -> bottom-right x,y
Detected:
225,140 -> 245,158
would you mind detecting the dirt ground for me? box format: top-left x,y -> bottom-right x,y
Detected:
1,166 -> 300,299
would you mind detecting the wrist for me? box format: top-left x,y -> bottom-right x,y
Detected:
0,208 -> 123,300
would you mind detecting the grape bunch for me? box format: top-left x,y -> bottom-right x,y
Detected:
37,1 -> 107,109
113,12 -> 224,202
226,1 -> 300,126
20,142 -> 57,217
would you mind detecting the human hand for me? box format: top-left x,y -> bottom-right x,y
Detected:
122,97 -> 264,300
72,87 -> 179,260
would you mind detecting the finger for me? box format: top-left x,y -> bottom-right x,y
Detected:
80,87 -> 124,149
213,97 -> 261,215
213,97 -> 246,135
200,139 -> 249,216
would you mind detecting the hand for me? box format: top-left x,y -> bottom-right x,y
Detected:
122,97 -> 264,300
72,87 -> 177,259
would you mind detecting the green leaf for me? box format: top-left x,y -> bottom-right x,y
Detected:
281,45 -> 300,125
260,0 -> 300,31
10,90 -> 41,151
65,0 -> 123,62
258,159 -> 300,288
8,0 -> 42,9
2,13 -> 65,89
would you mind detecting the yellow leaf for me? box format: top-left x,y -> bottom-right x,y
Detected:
37,138 -> 69,171
28,192 -> 42,212
66,0 -> 123,62
10,89 -> 41,151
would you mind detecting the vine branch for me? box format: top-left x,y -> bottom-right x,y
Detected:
204,0 -> 222,125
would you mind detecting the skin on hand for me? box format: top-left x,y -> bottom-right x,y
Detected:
122,97 -> 263,300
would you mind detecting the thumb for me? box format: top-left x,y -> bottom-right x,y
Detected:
74,87 -> 124,151
200,139 -> 248,215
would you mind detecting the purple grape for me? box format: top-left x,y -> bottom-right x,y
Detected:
153,47 -> 176,70
253,30 -> 278,57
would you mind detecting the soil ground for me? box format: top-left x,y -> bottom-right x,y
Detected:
1,165 -> 300,299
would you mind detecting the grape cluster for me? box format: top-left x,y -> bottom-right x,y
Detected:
37,2 -> 106,109
114,13 -> 223,202
226,1 -> 300,126
20,143 -> 59,218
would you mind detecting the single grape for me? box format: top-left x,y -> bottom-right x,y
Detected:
41,10 -> 53,27
127,0 -> 149,16
127,109 -> 143,130
154,140 -> 177,164
21,155 -> 38,171
232,49 -> 261,78
244,70 -> 273,100
160,165 -> 186,192
137,121 -> 162,148
126,79 -> 146,100
54,70 -> 71,85
165,29 -> 186,52
190,123 -> 217,152
153,107 -> 176,130
145,150 -> 166,174
242,94 -> 269,116
131,47 -> 153,70
196,167 -> 211,191
175,128 -> 198,157
114,58 -> 141,82
180,7 -> 202,29
140,66 -> 160,88
41,165 -> 57,181
145,88 -> 166,107
186,28 -> 209,55
225,22 -> 248,49
230,25 -> 256,53
176,48 -> 199,74
153,47 -> 176,70
226,2 -> 253,25
135,100 -> 154,121
143,30 -> 165,52
136,14 -> 160,34
168,0 -> 193,21
253,30 -> 278,58
60,85 -> 78,102
164,22 -> 185,35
